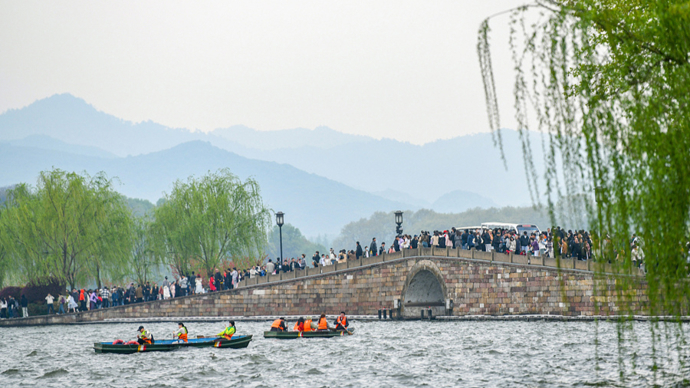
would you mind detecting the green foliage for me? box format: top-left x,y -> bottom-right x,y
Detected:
151,168 -> 270,277
126,197 -> 155,218
127,217 -> 160,285
332,206 -> 550,251
479,0 -> 690,381
267,223 -> 327,261
0,169 -> 135,289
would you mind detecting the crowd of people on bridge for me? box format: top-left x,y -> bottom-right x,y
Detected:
6,221 -> 689,321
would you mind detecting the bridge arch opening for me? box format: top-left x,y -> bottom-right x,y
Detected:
400,260 -> 447,318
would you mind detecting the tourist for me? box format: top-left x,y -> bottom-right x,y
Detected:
143,282 -> 151,301
101,287 -> 110,308
334,311 -> 349,331
58,294 -> 66,314
231,268 -> 239,288
379,242 -> 386,255
189,272 -> 196,294
223,269 -> 231,290
312,252 -> 320,267
174,322 -> 188,342
195,274 -> 204,294
151,283 -> 159,301
218,320 -> 236,339
20,294 -> 28,317
89,289 -> 98,310
270,317 -> 287,332
136,284 -> 143,303
179,276 -> 187,296
163,282 -> 171,299
45,293 -> 55,314
0,297 -> 7,319
356,241 -> 363,259
137,326 -> 153,344
370,238 -> 377,256
67,293 -> 78,313
266,259 -> 275,274
531,237 -> 540,257
7,296 -> 15,318
208,277 -> 216,292
293,317 -> 305,332
316,313 -> 331,331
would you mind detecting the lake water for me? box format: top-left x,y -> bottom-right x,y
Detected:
0,320 -> 688,387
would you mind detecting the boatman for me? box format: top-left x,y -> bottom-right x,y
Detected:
270,317 -> 287,332
317,313 -> 332,331
334,311 -> 348,331
293,317 -> 305,332
218,321 -> 236,340
137,326 -> 153,344
174,322 -> 188,342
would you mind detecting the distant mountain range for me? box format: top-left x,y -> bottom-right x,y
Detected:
0,94 -> 546,236
0,140 -> 410,237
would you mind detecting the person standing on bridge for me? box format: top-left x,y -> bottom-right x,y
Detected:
370,238 -> 377,256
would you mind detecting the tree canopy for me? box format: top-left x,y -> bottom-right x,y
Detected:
0,169 -> 134,289
151,168 -> 270,277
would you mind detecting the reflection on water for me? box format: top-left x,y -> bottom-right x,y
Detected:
0,320 -> 688,387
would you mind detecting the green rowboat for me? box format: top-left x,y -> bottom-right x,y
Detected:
93,342 -> 177,354
157,335 -> 253,349
94,335 -> 253,354
263,328 -> 355,339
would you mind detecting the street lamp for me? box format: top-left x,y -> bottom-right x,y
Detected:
276,211 -> 284,262
394,210 -> 403,237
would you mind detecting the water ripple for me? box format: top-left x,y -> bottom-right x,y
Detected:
0,320 -> 688,387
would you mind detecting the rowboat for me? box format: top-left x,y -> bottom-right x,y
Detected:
94,335 -> 253,354
93,342 -> 177,354
263,328 -> 355,339
156,335 -> 253,349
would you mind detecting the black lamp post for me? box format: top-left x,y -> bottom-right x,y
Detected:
276,211 -> 284,262
394,210 -> 403,237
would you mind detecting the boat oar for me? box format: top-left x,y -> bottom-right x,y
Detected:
331,325 -> 352,335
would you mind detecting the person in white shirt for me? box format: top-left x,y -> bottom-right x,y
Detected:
195,275 -> 205,294
45,294 -> 55,314
320,254 -> 327,267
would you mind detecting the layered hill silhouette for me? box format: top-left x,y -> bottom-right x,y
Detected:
0,140 -> 408,236
0,94 -> 546,235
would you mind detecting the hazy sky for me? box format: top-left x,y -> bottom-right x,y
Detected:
0,1 -> 525,144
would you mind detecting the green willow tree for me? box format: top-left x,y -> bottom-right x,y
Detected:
0,169 -> 134,289
479,0 -> 689,381
128,217 -> 159,285
151,169 -> 270,277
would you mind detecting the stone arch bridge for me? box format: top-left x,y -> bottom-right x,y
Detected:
2,247 -> 648,326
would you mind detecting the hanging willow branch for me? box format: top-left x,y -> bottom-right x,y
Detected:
478,0 -> 690,383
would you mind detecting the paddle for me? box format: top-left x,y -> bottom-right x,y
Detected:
331,325 -> 352,335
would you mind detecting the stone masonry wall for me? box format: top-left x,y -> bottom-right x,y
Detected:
0,252 -> 648,327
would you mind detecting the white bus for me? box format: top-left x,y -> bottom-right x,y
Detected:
480,222 -> 542,236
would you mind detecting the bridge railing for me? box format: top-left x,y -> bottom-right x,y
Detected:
233,247 -> 626,288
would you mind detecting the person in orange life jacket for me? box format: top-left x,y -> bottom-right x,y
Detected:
334,311 -> 349,331
137,326 -> 153,344
293,317 -> 305,332
317,313 -> 332,331
270,317 -> 287,331
174,322 -> 188,342
218,321 -> 236,340
303,317 -> 317,332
